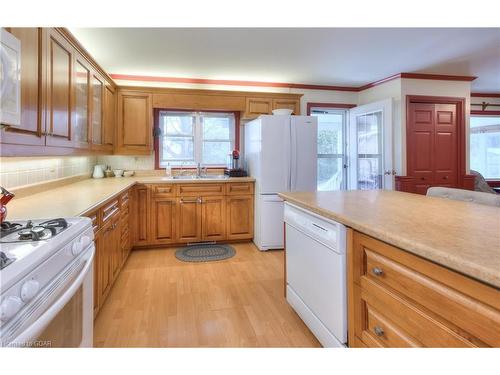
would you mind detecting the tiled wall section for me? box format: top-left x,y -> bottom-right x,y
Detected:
0,156 -> 97,189
96,155 -> 155,171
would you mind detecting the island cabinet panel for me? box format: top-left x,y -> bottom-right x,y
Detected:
45,28 -> 74,147
0,28 -> 44,146
226,195 -> 254,240
201,196 -> 226,241
116,91 -> 153,154
348,230 -> 500,348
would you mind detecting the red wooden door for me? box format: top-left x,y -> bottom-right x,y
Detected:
407,102 -> 458,194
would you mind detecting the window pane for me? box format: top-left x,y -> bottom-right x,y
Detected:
164,115 -> 193,135
357,112 -> 381,155
470,116 -> 500,179
203,141 -> 231,165
162,137 -> 194,161
318,157 -> 344,191
357,157 -> 382,189
202,116 -> 231,140
317,114 -> 343,155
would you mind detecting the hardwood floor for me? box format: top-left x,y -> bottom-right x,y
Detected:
93,242 -> 321,347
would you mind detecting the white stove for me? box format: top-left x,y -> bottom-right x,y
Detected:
0,217 -> 95,347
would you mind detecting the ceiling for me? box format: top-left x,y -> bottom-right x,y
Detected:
69,28 -> 500,92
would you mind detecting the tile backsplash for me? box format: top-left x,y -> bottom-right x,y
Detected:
96,155 -> 155,171
0,156 -> 97,189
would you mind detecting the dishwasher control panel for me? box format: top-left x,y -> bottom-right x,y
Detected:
284,202 -> 346,254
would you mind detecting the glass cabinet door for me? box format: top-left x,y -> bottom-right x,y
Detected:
74,60 -> 90,146
91,74 -> 104,145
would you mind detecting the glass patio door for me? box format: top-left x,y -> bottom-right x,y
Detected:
348,99 -> 393,190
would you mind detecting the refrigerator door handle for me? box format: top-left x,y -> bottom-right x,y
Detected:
285,120 -> 292,191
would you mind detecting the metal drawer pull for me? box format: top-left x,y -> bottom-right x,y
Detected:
372,267 -> 384,276
373,326 -> 385,337
180,198 -> 200,203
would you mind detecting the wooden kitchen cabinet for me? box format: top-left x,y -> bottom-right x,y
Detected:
116,91 -> 153,154
0,28 -> 44,147
348,230 -> 500,348
272,98 -> 300,114
176,196 -> 202,243
226,195 -> 254,240
103,84 -> 116,151
133,185 -> 151,245
151,197 -> 176,244
243,97 -> 273,119
201,195 -> 226,241
45,28 -> 74,148
90,72 -> 105,150
73,54 -> 91,149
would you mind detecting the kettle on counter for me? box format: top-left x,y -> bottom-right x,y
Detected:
0,186 -> 15,224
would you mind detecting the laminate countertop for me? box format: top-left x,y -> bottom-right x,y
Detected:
7,176 -> 255,221
278,190 -> 500,289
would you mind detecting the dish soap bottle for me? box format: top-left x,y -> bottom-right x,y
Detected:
165,162 -> 172,177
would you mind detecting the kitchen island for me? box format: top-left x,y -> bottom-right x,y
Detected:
279,190 -> 500,348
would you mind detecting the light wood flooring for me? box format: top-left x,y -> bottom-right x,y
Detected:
93,242 -> 320,347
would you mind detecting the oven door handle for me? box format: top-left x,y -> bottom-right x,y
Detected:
9,246 -> 95,347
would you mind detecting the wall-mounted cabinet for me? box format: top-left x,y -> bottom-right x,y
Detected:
0,27 -> 117,156
115,91 -> 153,154
272,98 -> 300,114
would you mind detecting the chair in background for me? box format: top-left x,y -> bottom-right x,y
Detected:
470,170 -> 497,194
427,187 -> 500,207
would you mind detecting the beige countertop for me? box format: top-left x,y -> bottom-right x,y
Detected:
279,190 -> 500,289
7,176 -> 254,220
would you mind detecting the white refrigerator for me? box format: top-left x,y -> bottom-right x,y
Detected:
244,115 -> 317,250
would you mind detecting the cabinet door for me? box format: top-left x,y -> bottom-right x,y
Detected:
272,98 -> 300,115
201,196 -> 226,241
0,28 -> 44,147
151,198 -> 176,244
177,197 -> 202,243
244,97 -> 272,119
73,56 -> 90,149
226,195 -> 254,240
90,73 -> 104,149
133,185 -> 150,245
116,91 -> 152,154
99,224 -> 112,301
110,216 -> 121,280
93,229 -> 102,315
45,29 -> 73,147
102,85 -> 115,151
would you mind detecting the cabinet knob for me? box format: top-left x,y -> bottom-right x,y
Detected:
443,176 -> 449,180
372,267 -> 384,276
373,326 -> 385,337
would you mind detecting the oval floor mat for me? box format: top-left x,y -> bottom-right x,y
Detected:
175,244 -> 236,262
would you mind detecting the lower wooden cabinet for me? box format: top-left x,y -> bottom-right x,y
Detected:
348,230 -> 500,348
201,195 -> 226,241
226,195 -> 254,240
132,182 -> 254,247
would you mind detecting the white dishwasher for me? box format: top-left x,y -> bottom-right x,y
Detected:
284,202 -> 347,347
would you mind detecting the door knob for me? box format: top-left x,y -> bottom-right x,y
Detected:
443,176 -> 448,180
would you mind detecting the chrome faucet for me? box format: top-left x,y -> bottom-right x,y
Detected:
196,163 -> 203,177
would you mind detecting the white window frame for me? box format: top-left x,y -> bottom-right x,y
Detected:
158,110 -> 235,168
470,115 -> 500,180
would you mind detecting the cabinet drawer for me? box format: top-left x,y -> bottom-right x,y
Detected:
120,190 -> 130,207
353,232 -> 500,347
177,183 -> 224,196
363,304 -> 421,348
151,184 -> 175,197
360,277 -> 479,347
226,182 -> 254,195
101,199 -> 120,224
86,210 -> 100,233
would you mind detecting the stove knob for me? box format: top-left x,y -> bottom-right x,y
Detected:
71,241 -> 83,256
0,296 -> 22,322
80,235 -> 91,248
21,279 -> 40,302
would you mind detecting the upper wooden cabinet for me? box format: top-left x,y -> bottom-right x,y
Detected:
0,27 -> 116,156
103,85 -> 116,150
0,28 -> 44,147
272,98 -> 300,115
115,91 -> 153,154
244,97 -> 273,118
45,28 -> 74,148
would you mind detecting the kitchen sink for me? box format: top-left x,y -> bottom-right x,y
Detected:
172,175 -> 228,180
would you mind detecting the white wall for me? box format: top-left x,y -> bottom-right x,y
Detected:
400,79 -> 472,174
